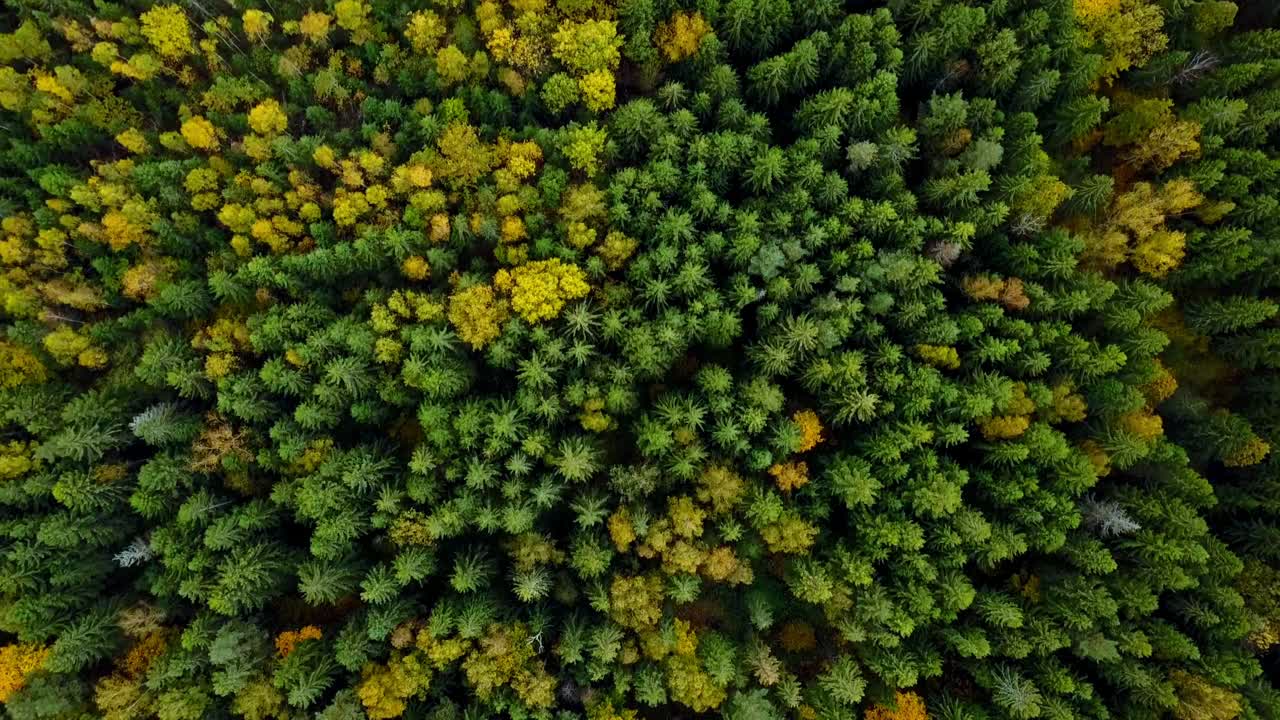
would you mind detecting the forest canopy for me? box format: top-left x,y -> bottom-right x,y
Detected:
0,0 -> 1277,719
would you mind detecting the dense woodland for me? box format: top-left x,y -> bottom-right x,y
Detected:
0,0 -> 1277,718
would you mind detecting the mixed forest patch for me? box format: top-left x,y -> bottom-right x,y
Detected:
0,1 -> 1277,719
